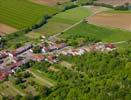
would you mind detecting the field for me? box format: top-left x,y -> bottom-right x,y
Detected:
88,11 -> 131,31
0,23 -> 17,36
30,0 -> 69,6
34,7 -> 92,36
61,22 -> 131,42
0,81 -> 25,97
0,0 -> 58,29
95,0 -> 131,6
0,68 -> 56,98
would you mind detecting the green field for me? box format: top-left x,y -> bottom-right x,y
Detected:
0,0 -> 58,29
61,22 -> 131,42
35,7 -> 91,35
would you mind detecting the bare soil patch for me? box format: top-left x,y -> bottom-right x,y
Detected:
0,23 -> 17,36
31,0 -> 69,6
85,6 -> 110,14
96,0 -> 131,7
88,12 -> 131,31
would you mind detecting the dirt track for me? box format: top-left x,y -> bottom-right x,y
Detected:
88,12 -> 131,31
0,23 -> 17,36
96,0 -> 131,6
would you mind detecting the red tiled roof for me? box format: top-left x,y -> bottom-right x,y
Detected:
32,54 -> 45,61
0,72 -> 8,80
105,44 -> 115,49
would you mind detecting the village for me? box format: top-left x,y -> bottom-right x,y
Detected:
0,36 -> 116,81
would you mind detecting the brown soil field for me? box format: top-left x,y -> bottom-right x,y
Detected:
96,0 -> 131,6
30,0 -> 69,6
0,23 -> 17,36
88,12 -> 131,31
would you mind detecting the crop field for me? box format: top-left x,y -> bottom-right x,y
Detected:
95,0 -> 131,6
30,0 -> 69,6
0,23 -> 17,36
35,7 -> 92,35
0,0 -> 58,29
61,22 -> 131,42
88,11 -> 131,31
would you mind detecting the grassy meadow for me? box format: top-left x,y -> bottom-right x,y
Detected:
61,22 -> 131,42
0,0 -> 58,29
35,7 -> 91,35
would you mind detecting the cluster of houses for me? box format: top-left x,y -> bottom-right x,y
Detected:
0,41 -> 67,81
0,40 -> 116,81
0,44 -> 33,80
41,42 -> 67,53
61,42 -> 116,56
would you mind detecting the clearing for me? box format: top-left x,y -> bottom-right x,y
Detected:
0,23 -> 17,36
95,0 -> 131,7
88,12 -> 131,31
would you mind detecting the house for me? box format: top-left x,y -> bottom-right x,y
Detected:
46,55 -> 58,64
12,44 -> 33,56
105,44 -> 115,49
56,43 -> 66,50
31,54 -> 45,62
0,71 -> 8,81
0,51 -> 8,60
41,47 -> 49,53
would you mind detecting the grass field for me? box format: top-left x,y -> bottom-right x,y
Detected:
0,0 -> 58,29
0,81 -> 25,97
35,7 -> 91,35
61,22 -> 131,42
28,68 -> 56,87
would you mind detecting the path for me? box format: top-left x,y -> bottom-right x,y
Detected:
49,19 -> 84,41
112,41 -> 127,44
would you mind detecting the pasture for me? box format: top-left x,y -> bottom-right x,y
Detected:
88,12 -> 131,31
0,0 -> 58,29
95,0 -> 131,7
61,22 -> 131,42
35,7 -> 92,35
